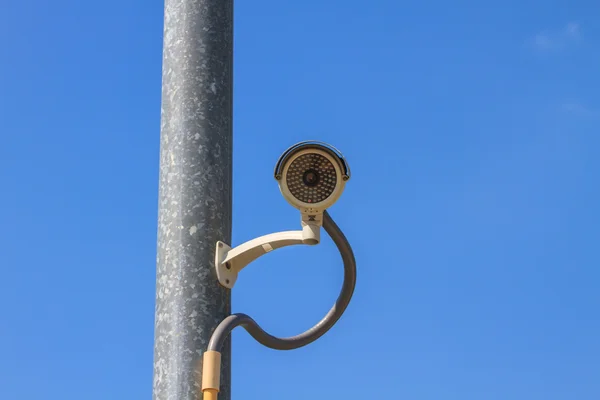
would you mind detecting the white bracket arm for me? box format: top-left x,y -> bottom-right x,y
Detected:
215,222 -> 320,289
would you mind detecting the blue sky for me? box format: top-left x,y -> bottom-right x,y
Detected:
1,0 -> 599,399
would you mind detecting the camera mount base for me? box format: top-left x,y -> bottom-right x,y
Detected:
214,222 -> 320,289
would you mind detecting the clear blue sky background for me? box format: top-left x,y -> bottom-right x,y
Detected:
1,0 -> 599,399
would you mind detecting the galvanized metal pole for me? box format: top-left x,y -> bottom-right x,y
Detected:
153,1 -> 233,399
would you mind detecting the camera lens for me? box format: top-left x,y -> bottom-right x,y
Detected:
285,152 -> 337,204
302,169 -> 320,186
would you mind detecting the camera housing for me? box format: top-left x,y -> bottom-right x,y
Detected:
274,141 -> 350,221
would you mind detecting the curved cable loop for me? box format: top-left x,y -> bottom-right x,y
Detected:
207,210 -> 356,351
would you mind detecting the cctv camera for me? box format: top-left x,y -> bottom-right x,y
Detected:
214,141 -> 351,289
274,141 -> 350,221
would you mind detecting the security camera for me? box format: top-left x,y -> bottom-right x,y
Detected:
214,141 -> 350,289
203,142 -> 356,400
274,141 -> 350,224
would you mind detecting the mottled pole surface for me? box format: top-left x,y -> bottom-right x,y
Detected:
153,1 -> 233,399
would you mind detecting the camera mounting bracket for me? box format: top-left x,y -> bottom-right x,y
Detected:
215,221 -> 320,289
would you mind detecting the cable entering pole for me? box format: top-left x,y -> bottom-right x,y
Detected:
201,210 -> 356,399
